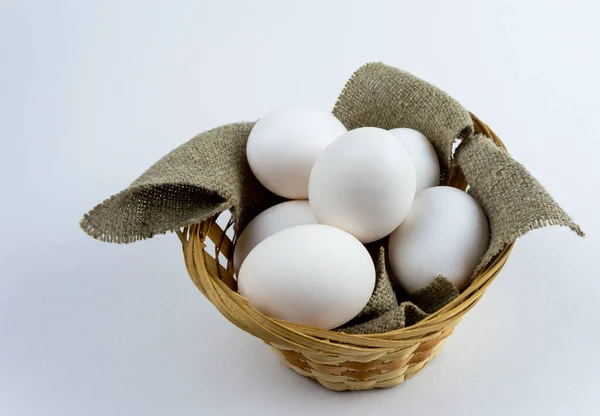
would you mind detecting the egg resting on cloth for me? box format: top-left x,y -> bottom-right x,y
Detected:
80,62 -> 583,333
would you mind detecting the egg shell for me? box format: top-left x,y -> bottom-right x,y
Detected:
238,224 -> 375,330
246,107 -> 347,199
308,127 -> 416,243
233,200 -> 317,274
388,186 -> 490,293
389,128 -> 440,192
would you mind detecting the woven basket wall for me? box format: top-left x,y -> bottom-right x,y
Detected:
179,114 -> 514,391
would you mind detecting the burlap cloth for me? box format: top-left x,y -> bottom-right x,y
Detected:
80,62 -> 583,334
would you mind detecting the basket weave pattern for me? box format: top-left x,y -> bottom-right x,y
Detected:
179,115 -> 514,391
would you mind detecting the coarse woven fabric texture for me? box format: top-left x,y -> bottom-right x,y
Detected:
351,243 -> 399,321
339,274 -> 459,335
332,62 -> 474,173
455,133 -> 584,273
80,122 -> 281,243
80,62 -> 582,334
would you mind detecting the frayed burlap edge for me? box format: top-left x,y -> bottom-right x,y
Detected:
455,134 -> 584,274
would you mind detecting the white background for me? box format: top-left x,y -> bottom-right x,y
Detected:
1,1 -> 599,415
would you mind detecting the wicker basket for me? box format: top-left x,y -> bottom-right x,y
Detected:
178,114 -> 514,391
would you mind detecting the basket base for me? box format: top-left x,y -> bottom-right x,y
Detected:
269,328 -> 452,392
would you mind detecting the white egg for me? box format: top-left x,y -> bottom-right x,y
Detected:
246,107 -> 347,199
238,224 -> 375,329
308,127 -> 416,243
233,200 -> 317,274
388,186 -> 489,293
389,128 -> 440,192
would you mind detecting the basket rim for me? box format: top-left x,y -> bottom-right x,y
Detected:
179,114 -> 514,354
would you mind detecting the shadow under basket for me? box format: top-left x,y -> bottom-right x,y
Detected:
178,114 -> 514,391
